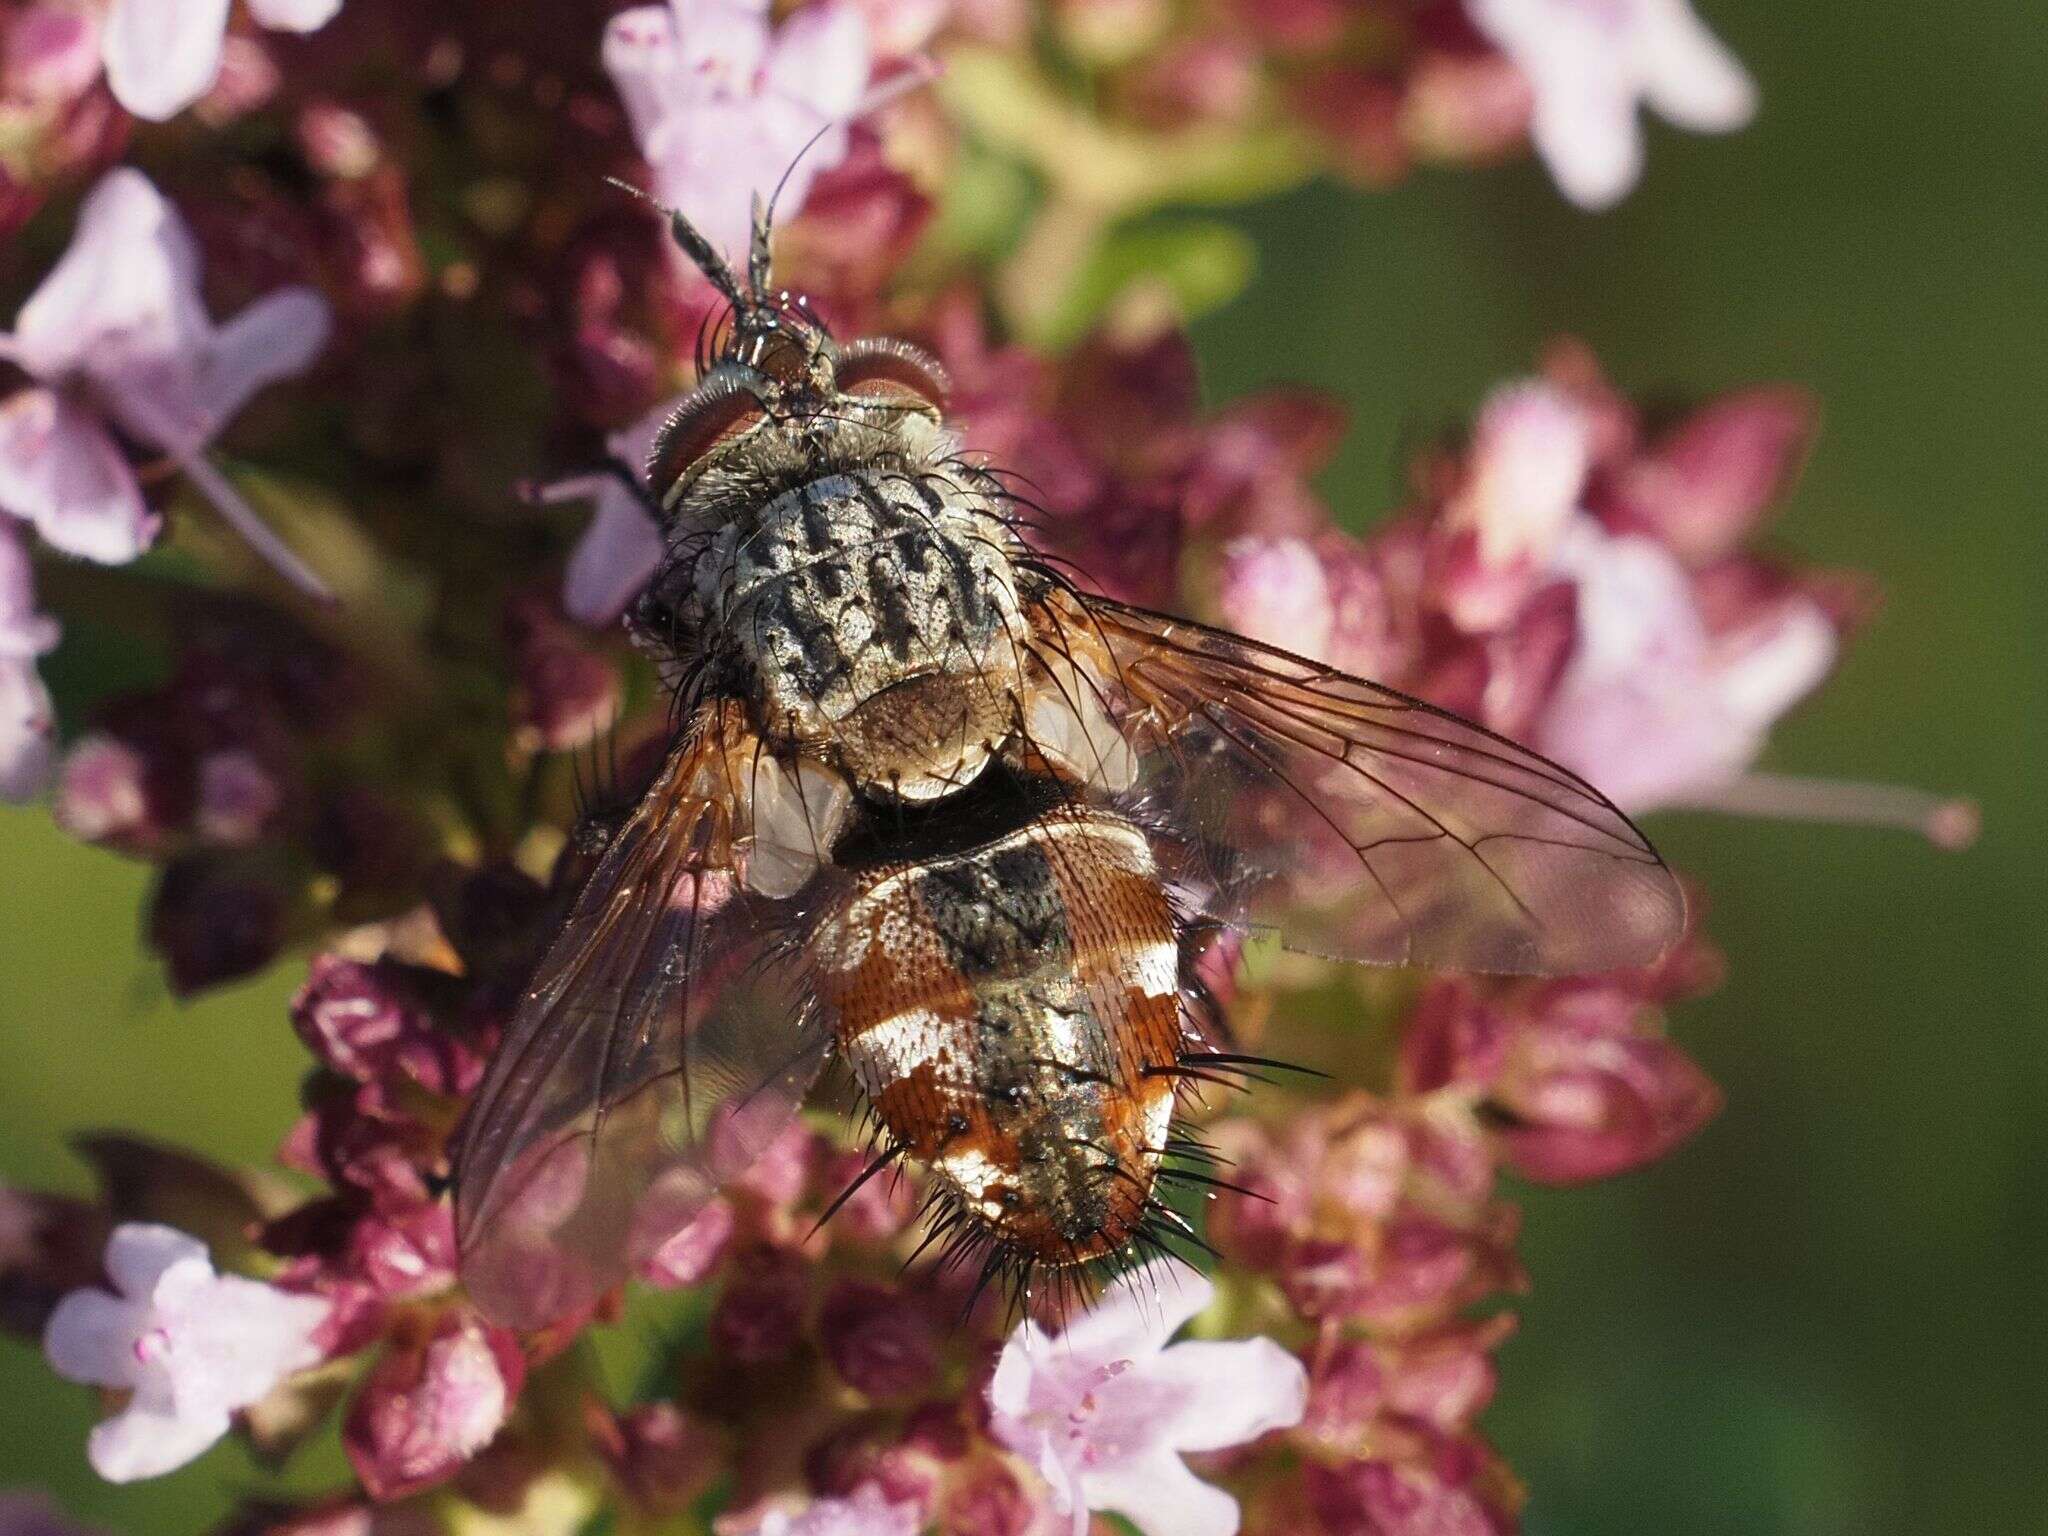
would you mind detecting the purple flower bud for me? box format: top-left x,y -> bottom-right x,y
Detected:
194,748 -> 284,845
588,1401 -> 722,1515
147,852 -> 289,996
1607,387 -> 1817,564
51,732 -> 167,852
344,1308 -> 525,1502
819,1280 -> 939,1399
709,1247 -> 810,1364
505,593 -> 620,756
291,954 -> 480,1098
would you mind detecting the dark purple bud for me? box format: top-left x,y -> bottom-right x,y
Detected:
147,852 -> 290,995
819,1280 -> 939,1399
708,1247 -> 810,1364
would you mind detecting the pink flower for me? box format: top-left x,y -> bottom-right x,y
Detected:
0,168 -> 333,595
1536,514 -> 1835,812
0,521 -> 59,801
342,1308 -> 524,1501
724,1485 -> 925,1536
41,1223 -> 328,1481
1465,0 -> 1756,208
603,0 -> 873,260
545,395 -> 675,628
1434,379 -> 1590,632
988,1259 -> 1308,1536
102,0 -> 342,122
716,1490 -> 917,1536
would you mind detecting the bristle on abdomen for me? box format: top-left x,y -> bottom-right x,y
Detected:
814,807 -> 1187,1299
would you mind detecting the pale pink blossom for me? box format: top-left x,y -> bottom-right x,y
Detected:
0,167 -> 332,595
723,1484 -> 925,1536
41,1223 -> 329,1482
1464,0 -> 1756,208
988,1259 -> 1308,1536
603,0 -> 873,259
1216,535 -> 1334,659
0,521 -> 59,801
545,395 -> 677,627
1437,379 -> 1589,632
1537,515 -> 1834,811
101,0 -> 342,122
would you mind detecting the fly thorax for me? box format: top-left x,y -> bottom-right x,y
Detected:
703,468 -> 1029,802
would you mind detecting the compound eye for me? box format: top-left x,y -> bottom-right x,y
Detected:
647,376 -> 767,499
834,338 -> 950,415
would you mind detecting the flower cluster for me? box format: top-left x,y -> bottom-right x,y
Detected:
0,0 -> 1970,1531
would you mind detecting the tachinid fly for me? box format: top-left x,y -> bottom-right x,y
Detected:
451,194 -> 1687,1329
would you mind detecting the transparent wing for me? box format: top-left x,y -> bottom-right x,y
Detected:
1036,592 -> 1685,975
453,709 -> 831,1329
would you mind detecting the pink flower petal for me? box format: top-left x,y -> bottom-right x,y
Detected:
0,522 -> 59,661
11,168 -> 207,383
1055,1258 -> 1213,1360
86,1392 -> 230,1482
245,0 -> 343,33
1081,1451 -> 1241,1536
0,388 -> 158,564
0,659 -> 56,802
42,1289 -> 148,1389
101,0 -> 232,122
1529,74 -> 1642,211
1141,1337 -> 1308,1453
603,6 -> 686,146
183,286 -> 332,436
765,3 -> 872,121
564,489 -> 664,627
102,1223 -> 209,1298
1637,0 -> 1755,131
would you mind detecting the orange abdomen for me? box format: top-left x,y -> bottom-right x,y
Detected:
814,808 -> 1183,1268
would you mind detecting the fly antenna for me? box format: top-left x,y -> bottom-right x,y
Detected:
752,58 -> 940,291
604,176 -> 748,315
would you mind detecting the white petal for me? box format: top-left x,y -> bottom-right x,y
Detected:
1710,597 -> 1834,730
86,1394 -> 230,1481
1054,1259 -> 1211,1362
246,0 -> 343,34
12,170 -> 209,384
1530,82 -> 1644,209
1637,0 -> 1756,132
672,0 -> 770,89
0,524 -> 59,660
185,285 -> 331,431
764,3 -> 871,120
0,659 -> 57,802
43,1290 -> 147,1388
603,6 -> 685,148
1145,1337 -> 1308,1452
101,0 -> 232,121
176,1275 -> 328,1408
0,389 -> 158,563
986,1317 -> 1054,1419
563,489 -> 664,627
105,1224 -> 212,1298
1084,1450 -> 1242,1536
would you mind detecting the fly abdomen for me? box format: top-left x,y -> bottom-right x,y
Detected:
813,806 -> 1183,1270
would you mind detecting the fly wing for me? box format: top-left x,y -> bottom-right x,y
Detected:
453,708 -> 831,1329
1037,591 -> 1684,975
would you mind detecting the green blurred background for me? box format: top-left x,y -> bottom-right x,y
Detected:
3,1 -> 2042,1532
